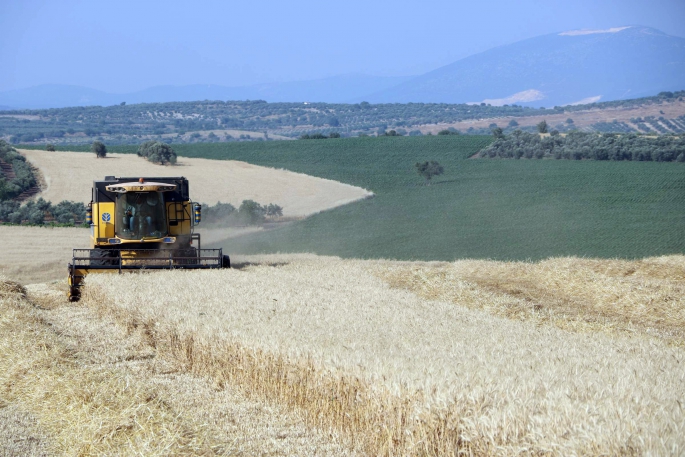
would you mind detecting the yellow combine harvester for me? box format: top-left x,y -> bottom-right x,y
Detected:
67,176 -> 230,301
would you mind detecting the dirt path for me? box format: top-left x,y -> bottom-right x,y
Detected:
18,149 -> 373,218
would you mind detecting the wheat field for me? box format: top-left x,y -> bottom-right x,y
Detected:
19,149 -> 373,217
60,254 -> 685,456
2,238 -> 684,455
0,224 -> 253,285
1,278 -> 356,456
0,226 -> 90,284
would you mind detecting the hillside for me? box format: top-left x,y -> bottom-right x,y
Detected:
423,97 -> 685,134
366,26 -> 685,107
2,136 -> 684,455
4,90 -> 685,146
17,149 -> 371,216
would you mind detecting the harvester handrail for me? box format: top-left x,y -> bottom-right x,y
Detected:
71,248 -> 223,269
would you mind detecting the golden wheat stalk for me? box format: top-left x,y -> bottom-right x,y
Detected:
75,254 -> 685,456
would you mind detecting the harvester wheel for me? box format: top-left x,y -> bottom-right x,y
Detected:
91,249 -> 117,266
222,254 -> 231,269
68,286 -> 81,302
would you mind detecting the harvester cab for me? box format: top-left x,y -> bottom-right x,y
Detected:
67,176 -> 230,301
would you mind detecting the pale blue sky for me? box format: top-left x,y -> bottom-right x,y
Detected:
1,0 -> 683,92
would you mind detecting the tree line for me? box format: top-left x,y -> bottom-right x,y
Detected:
0,140 -> 90,226
480,130 -> 685,162
0,140 -> 37,200
202,200 -> 284,226
0,198 -> 86,225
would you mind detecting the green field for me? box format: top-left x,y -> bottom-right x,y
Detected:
165,137 -> 684,261
23,137 -> 685,260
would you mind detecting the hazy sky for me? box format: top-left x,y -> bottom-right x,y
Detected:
1,0 -> 683,93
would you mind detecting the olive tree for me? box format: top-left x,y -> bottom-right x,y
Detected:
91,141 -> 107,158
137,141 -> 177,165
266,203 -> 283,217
537,120 -> 549,134
238,199 -> 266,225
415,161 -> 444,185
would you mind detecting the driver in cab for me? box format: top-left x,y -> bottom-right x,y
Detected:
121,192 -> 162,237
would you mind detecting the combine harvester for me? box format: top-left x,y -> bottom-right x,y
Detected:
67,176 -> 230,301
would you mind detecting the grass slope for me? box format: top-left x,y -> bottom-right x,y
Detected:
247,171 -> 684,260
22,137 -> 685,260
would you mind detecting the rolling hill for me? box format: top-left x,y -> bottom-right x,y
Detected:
365,26 -> 685,107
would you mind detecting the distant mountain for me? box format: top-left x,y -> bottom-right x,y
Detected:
0,74 -> 413,109
3,26 -> 682,109
250,74 -> 413,103
362,26 -> 685,107
120,74 -> 413,104
0,105 -> 15,111
0,85 -> 115,110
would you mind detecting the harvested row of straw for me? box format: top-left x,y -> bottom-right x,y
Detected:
0,277 -> 223,456
374,255 -> 685,342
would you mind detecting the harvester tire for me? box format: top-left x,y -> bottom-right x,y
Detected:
91,249 -> 117,266
222,254 -> 231,269
68,286 -> 81,302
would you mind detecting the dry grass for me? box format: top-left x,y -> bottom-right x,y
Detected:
375,256 -> 685,343
18,149 -> 372,217
0,401 -> 51,457
74,254 -> 685,456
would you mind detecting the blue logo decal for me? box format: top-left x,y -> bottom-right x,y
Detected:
102,212 -> 111,222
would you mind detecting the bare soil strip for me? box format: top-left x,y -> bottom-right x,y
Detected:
18,149 -> 372,218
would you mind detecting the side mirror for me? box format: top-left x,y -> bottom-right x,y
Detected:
194,203 -> 202,224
